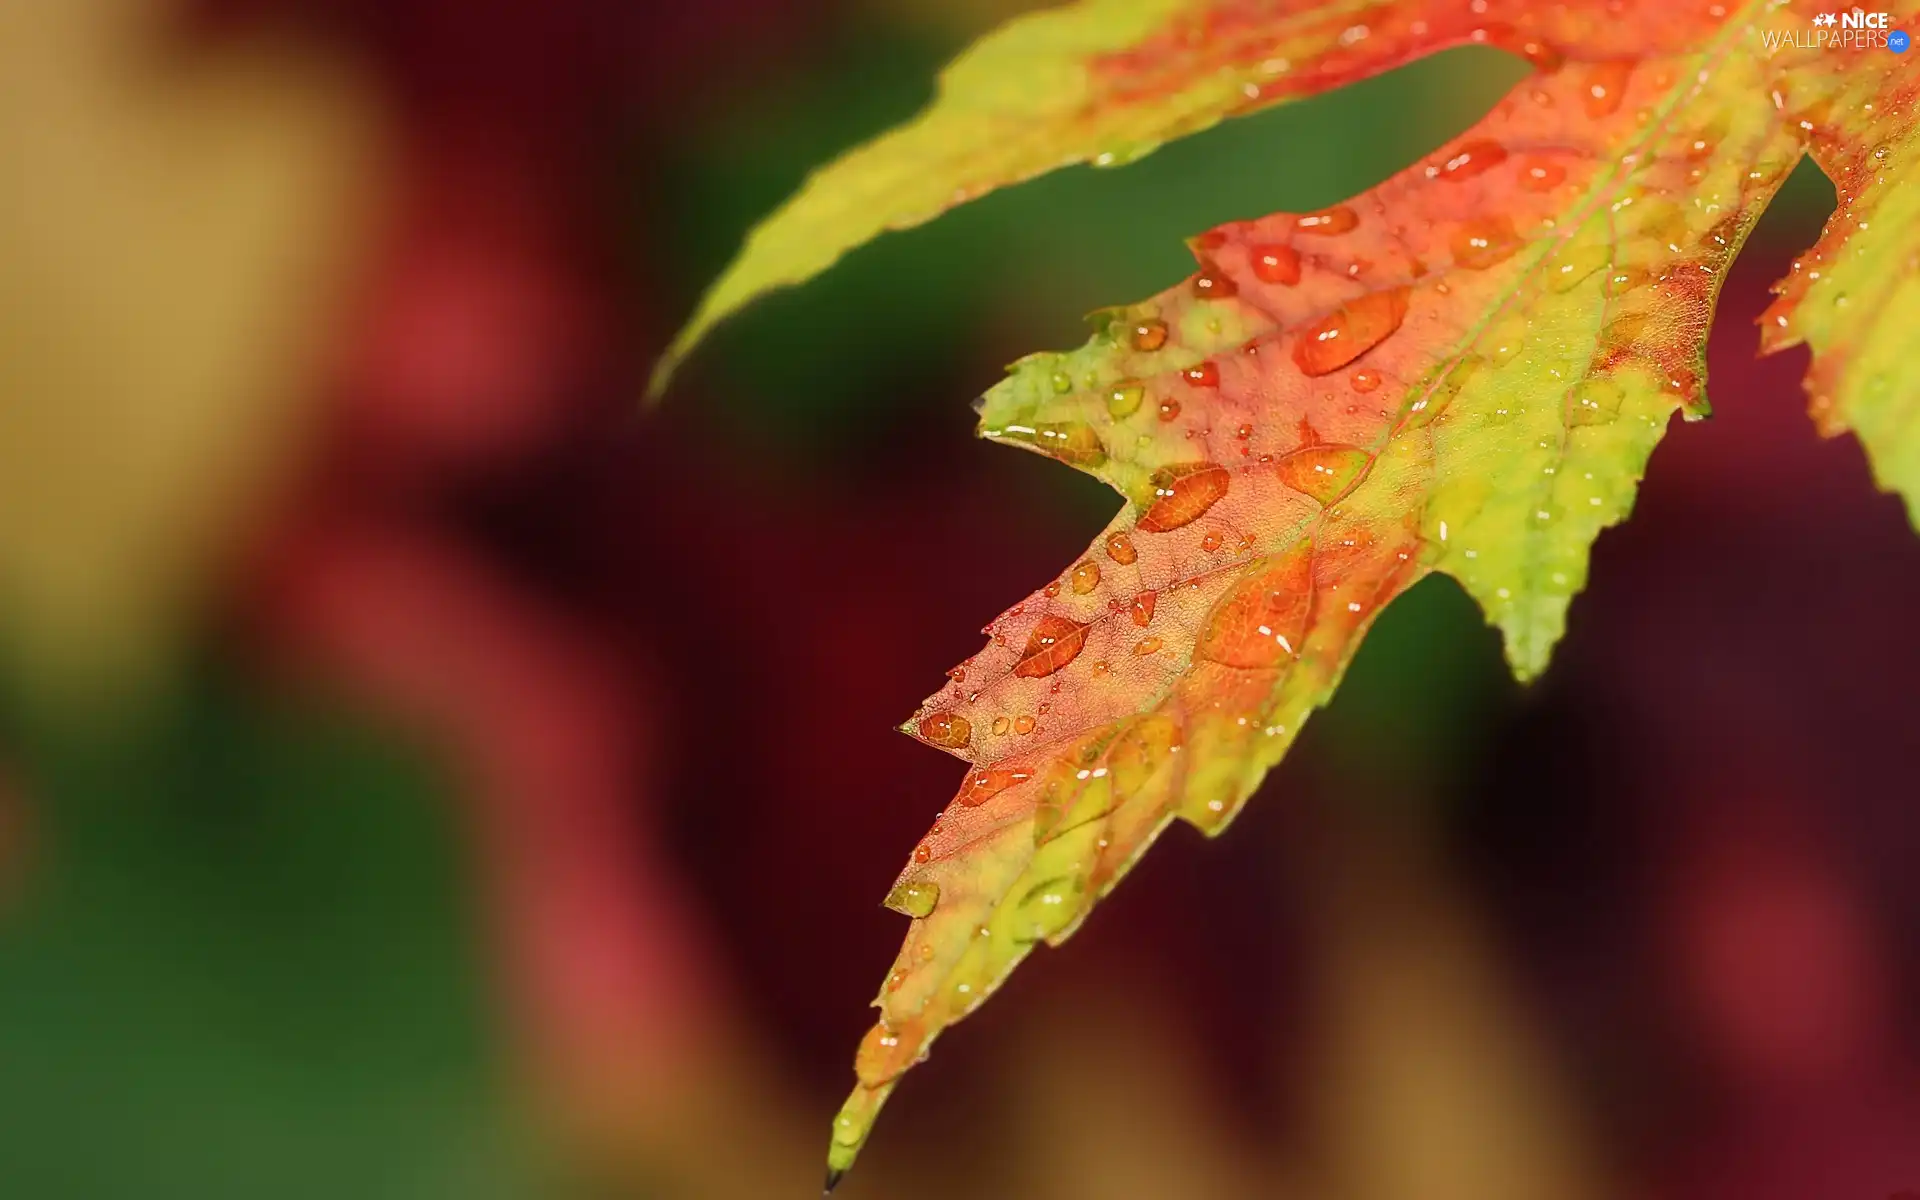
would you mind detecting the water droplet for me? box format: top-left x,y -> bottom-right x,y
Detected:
991,716 -> 1011,736
1184,361 -> 1220,388
1250,243 -> 1302,285
912,843 -> 932,864
1105,532 -> 1138,564
1133,636 -> 1163,656
1192,263 -> 1238,299
1451,216 -> 1520,270
1605,265 -> 1652,296
1402,356 -> 1481,431
1486,319 -> 1527,364
1431,138 -> 1508,182
1072,560 -> 1101,594
1197,543 -> 1312,668
1292,287 -> 1410,376
1547,245 -> 1609,293
1131,319 -> 1169,352
1581,61 -> 1632,118
1518,158 -> 1567,191
833,1111 -> 864,1148
1157,398 -> 1183,422
1013,614 -> 1090,679
1043,581 -> 1061,598
1275,444 -> 1371,504
1294,206 -> 1359,235
855,1018 -> 924,1086
1601,311 -> 1648,347
1014,714 -> 1036,735
1016,875 -> 1084,940
962,766 -> 1032,806
918,711 -> 972,749
1201,531 -> 1225,552
1031,422 -> 1105,466
1139,462 -> 1232,531
1567,378 -> 1625,425
1131,591 -> 1157,626
1108,380 -> 1145,418
887,880 -> 941,918
1480,24 -> 1564,70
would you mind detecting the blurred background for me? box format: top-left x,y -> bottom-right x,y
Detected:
1,1 -> 1917,1197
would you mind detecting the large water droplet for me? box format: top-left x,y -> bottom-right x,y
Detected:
855,1018 -> 924,1086
1197,543 -> 1312,668
1014,615 -> 1090,679
1547,246 -> 1608,293
1294,206 -> 1359,236
1451,216 -> 1520,270
1032,423 -> 1106,466
1402,355 -> 1482,431
1292,287 -> 1410,376
1105,532 -> 1138,564
1275,445 -> 1372,504
1131,591 -> 1157,626
1250,243 -> 1301,285
1072,560 -> 1102,594
1518,158 -> 1567,192
1480,24 -> 1565,70
887,879 -> 940,918
1016,875 -> 1084,940
962,766 -> 1032,806
1605,265 -> 1652,297
1567,378 -> 1625,425
1139,462 -> 1232,532
1581,61 -> 1632,118
1431,138 -> 1508,182
1192,262 -> 1238,299
1131,319 -> 1168,352
832,1111 -> 863,1149
1108,380 -> 1145,418
918,711 -> 972,749
1183,361 -> 1220,388
1486,318 -> 1527,365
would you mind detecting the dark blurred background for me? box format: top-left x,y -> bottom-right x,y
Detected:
1,2 -> 1916,1197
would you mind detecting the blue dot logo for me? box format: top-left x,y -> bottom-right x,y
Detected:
1892,29 -> 1911,51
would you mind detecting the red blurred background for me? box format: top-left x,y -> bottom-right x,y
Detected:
0,2 -> 1915,1197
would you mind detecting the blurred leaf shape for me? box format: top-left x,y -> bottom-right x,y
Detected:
0,0 -> 381,698
753,0 -> 1920,1184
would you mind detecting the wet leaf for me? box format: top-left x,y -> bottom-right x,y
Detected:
685,0 -> 1920,1184
1759,29 -> 1920,524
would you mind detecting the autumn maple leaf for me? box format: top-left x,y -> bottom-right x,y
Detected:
656,0 -> 1920,1187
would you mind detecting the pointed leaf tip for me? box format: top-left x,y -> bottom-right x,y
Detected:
823,1166 -> 845,1196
